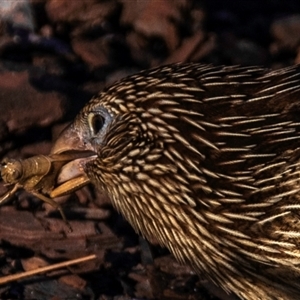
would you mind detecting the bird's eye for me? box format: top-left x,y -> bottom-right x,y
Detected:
88,113 -> 105,136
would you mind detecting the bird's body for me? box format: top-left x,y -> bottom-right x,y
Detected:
51,63 -> 300,299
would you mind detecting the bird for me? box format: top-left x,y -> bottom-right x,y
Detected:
49,62 -> 300,300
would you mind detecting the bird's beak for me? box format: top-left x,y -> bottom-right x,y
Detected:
49,123 -> 97,198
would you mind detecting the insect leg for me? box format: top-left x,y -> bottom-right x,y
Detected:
50,175 -> 90,198
30,191 -> 72,232
0,184 -> 20,204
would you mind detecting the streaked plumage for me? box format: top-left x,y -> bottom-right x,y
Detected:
52,63 -> 300,299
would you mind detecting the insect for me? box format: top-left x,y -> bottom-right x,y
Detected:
0,154 -> 91,230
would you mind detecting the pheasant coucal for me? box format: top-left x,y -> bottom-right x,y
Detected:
44,63 -> 300,299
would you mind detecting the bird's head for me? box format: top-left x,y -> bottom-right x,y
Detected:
50,65 -> 206,241
53,90 -> 167,188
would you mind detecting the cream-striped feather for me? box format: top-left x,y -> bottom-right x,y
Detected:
75,63 -> 300,299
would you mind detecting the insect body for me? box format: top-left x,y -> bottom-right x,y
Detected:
0,154 -> 91,229
1,155 -> 52,188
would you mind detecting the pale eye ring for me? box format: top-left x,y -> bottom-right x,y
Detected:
88,113 -> 105,136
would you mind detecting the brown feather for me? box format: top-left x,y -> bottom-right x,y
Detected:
55,63 -> 300,299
